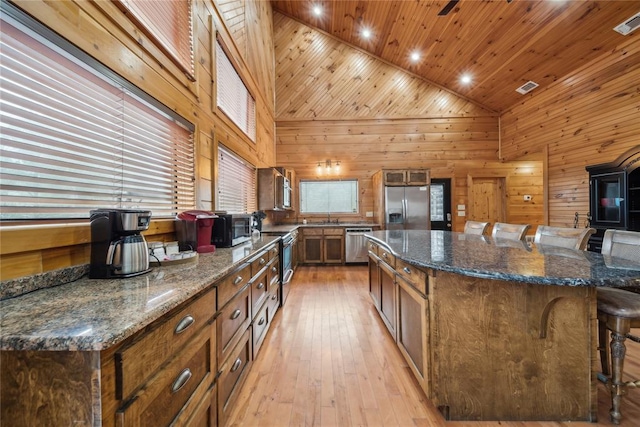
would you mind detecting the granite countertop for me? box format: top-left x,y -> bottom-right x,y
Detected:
0,236 -> 281,352
367,230 -> 640,288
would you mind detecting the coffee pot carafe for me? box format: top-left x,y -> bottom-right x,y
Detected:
90,209 -> 152,278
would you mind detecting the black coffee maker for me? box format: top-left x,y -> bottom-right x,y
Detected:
252,210 -> 267,232
90,209 -> 152,278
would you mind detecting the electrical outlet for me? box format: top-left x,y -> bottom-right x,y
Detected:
366,211 -> 373,217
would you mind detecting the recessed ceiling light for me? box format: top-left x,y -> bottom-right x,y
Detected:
460,74 -> 472,84
361,28 -> 372,39
410,52 -> 420,62
312,5 -> 322,16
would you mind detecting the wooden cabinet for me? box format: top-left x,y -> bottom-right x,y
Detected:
115,324 -> 215,427
115,289 -> 216,400
301,227 -> 344,264
249,243 -> 278,359
303,230 -> 323,263
397,275 -> 429,395
217,329 -> 252,427
366,237 -> 430,397
106,288 -> 218,427
383,169 -> 429,186
379,261 -> 397,340
0,241 -> 283,427
368,252 -> 381,309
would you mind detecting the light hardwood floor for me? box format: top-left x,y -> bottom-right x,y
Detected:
226,266 -> 640,427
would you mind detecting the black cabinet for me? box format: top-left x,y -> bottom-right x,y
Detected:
586,146 -> 640,252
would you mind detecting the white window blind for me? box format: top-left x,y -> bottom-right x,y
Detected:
300,180 -> 359,213
115,0 -> 194,80
217,145 -> 256,214
216,40 -> 256,141
0,9 -> 195,220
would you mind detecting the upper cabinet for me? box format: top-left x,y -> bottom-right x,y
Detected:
383,170 -> 429,186
258,168 -> 293,211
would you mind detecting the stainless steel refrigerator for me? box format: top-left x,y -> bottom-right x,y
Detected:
385,186 -> 430,230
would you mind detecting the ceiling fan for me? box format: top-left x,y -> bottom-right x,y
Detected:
438,0 -> 513,16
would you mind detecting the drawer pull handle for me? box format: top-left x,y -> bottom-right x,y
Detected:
171,368 -> 192,394
382,252 -> 388,258
233,276 -> 243,285
403,267 -> 411,274
271,266 -> 277,273
230,309 -> 242,320
231,358 -> 242,372
271,294 -> 277,301
258,317 -> 265,326
259,258 -> 266,265
257,282 -> 265,290
174,315 -> 195,334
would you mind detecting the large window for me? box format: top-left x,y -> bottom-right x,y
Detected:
0,4 -> 195,220
300,180 -> 358,214
216,40 -> 256,142
217,145 -> 256,214
114,0 -> 194,80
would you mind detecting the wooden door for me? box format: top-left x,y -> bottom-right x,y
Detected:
324,235 -> 344,263
303,236 -> 323,263
468,176 -> 506,225
379,262 -> 397,340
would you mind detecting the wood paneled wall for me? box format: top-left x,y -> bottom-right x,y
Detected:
0,0 -> 275,281
273,14 -> 544,232
500,35 -> 640,228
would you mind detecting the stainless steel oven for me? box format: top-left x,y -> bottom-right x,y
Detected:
280,231 -> 295,306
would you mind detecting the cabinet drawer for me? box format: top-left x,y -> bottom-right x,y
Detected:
396,259 -> 427,296
116,288 -> 215,400
303,228 -> 323,235
217,285 -> 251,364
367,240 -> 378,255
116,324 -> 214,427
378,247 -> 396,269
250,253 -> 268,278
267,283 -> 280,322
268,258 -> 279,287
251,269 -> 269,318
252,300 -> 270,358
268,244 -> 279,260
217,264 -> 250,309
218,328 -> 252,426
171,381 -> 216,427
323,227 -> 343,236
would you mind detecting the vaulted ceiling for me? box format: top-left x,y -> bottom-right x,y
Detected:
270,0 -> 639,112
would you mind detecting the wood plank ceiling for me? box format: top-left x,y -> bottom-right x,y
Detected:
270,0 -> 639,113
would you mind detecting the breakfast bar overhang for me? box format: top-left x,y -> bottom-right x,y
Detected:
365,230 -> 640,422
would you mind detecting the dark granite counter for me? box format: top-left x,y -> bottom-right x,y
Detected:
366,230 -> 640,288
0,236 -> 280,352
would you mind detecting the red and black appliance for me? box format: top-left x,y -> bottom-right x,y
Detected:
175,210 -> 217,253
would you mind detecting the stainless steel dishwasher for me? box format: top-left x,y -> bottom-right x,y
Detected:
345,227 -> 373,263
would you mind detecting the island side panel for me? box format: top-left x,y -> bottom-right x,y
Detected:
0,350 -> 101,426
429,271 -> 597,421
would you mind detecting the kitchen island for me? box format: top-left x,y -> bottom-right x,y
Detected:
365,230 -> 640,422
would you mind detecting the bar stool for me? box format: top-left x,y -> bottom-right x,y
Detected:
596,229 -> 640,424
491,222 -> 530,241
464,220 -> 490,235
533,225 -> 595,250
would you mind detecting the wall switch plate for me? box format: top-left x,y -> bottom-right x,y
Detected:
457,204 -> 466,210
366,211 -> 374,217
524,195 -> 532,201
458,211 -> 466,217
